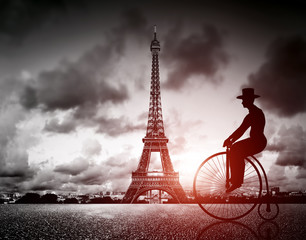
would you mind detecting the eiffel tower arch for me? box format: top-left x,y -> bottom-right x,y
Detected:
122,26 -> 187,203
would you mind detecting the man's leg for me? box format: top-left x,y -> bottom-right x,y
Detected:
227,138 -> 267,193
226,139 -> 252,192
229,142 -> 245,186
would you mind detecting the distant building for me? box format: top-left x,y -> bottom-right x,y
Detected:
271,187 -> 280,195
111,193 -> 125,201
289,192 -> 303,197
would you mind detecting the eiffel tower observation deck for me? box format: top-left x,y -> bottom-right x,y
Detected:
122,26 -> 187,204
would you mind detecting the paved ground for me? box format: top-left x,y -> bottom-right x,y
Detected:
0,204 -> 305,239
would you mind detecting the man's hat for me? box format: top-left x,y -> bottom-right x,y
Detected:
237,88 -> 260,99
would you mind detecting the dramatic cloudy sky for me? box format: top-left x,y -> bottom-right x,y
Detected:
0,0 -> 305,194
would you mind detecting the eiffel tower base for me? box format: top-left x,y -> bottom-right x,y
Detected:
122,172 -> 187,203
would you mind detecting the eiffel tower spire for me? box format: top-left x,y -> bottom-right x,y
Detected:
146,25 -> 166,139
122,26 -> 187,204
136,26 -> 174,173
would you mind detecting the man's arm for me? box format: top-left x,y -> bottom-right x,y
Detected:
223,115 -> 251,147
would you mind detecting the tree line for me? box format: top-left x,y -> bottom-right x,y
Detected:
14,193 -> 120,204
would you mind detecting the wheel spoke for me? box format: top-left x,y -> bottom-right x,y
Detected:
194,153 -> 262,220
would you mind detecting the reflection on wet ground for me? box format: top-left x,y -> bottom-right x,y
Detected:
0,204 -> 305,239
197,220 -> 280,239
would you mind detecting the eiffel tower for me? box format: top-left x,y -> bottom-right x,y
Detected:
122,26 -> 187,203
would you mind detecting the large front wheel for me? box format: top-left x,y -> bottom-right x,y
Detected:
193,152 -> 262,220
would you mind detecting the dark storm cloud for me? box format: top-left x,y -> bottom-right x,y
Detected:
25,161 -> 105,192
0,61 -> 37,192
0,167 -> 34,193
111,8 -> 149,54
43,114 -> 145,136
19,7 -> 150,112
0,104 -> 35,192
70,166 -> 109,186
51,150 -> 136,191
102,153 -> 138,188
247,35 -> 306,117
0,76 -> 20,103
267,125 -> 306,168
19,7 -> 150,136
20,45 -> 129,112
0,165 -> 33,178
162,23 -> 229,90
54,157 -> 89,176
0,169 -> 34,192
74,168 -> 106,185
296,169 -> 306,179
267,165 -> 289,190
44,116 -> 77,133
0,0 -> 88,44
23,168 -> 70,192
27,141 -> 135,192
96,116 -> 145,137
0,0 -> 61,39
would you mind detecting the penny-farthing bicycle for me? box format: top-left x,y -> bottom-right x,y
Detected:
193,146 -> 279,221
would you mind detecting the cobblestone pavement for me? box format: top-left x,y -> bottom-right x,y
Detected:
0,204 -> 305,239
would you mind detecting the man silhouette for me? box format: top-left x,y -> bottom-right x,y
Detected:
223,88 -> 267,193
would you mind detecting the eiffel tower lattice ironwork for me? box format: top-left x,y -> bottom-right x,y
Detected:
122,26 -> 187,203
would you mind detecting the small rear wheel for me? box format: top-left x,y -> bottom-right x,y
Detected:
193,152 -> 262,220
258,203 -> 279,220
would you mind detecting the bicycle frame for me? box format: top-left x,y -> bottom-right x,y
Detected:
248,155 -> 271,212
226,147 -> 230,189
